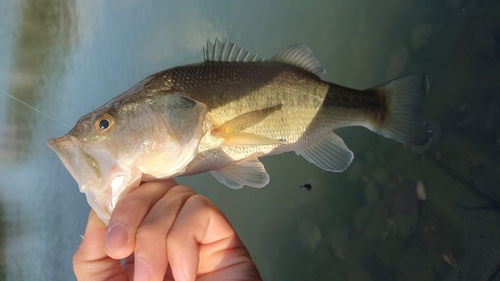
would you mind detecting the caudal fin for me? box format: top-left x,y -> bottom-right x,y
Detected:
369,73 -> 432,146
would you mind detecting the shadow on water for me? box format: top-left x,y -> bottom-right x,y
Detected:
0,0 -> 78,167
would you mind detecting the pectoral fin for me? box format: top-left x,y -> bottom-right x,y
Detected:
295,132 -> 354,172
210,157 -> 270,189
217,132 -> 285,146
218,104 -> 283,133
214,104 -> 286,146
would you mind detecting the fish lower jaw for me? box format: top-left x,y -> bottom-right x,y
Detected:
81,166 -> 142,225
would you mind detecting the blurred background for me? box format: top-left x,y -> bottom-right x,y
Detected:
1,0 -> 499,280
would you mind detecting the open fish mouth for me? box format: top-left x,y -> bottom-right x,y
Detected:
47,136 -> 102,189
47,136 -> 141,224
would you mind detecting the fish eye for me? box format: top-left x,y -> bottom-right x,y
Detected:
94,113 -> 115,132
99,119 -> 109,130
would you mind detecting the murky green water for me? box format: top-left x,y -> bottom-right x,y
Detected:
1,0 -> 500,280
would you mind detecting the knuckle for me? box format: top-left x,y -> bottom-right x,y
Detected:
135,224 -> 158,241
187,194 -> 212,208
114,194 -> 148,213
167,184 -> 193,195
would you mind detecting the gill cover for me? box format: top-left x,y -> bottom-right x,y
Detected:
138,92 -> 207,180
48,92 -> 207,224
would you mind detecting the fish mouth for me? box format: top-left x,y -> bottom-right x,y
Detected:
47,136 -> 96,187
47,136 -> 141,224
48,136 -> 104,188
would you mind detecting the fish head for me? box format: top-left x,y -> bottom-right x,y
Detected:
48,90 -> 207,224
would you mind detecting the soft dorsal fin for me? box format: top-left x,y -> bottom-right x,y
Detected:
271,44 -> 326,78
203,38 -> 265,62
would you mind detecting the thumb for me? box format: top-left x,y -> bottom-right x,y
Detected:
73,210 -> 128,281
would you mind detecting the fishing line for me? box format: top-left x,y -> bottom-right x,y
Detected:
0,89 -> 71,129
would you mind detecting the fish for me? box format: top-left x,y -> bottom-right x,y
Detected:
47,39 -> 432,224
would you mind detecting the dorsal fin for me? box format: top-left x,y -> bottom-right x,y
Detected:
203,38 -> 265,62
271,44 -> 326,78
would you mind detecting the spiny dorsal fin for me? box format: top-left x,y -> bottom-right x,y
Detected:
271,44 -> 326,78
203,38 -> 265,62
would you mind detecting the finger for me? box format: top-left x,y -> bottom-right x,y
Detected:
166,195 -> 260,281
73,210 -> 126,281
105,178 -> 178,259
133,184 -> 196,281
121,253 -> 135,279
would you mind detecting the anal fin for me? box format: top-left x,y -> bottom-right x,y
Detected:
295,132 -> 354,172
210,157 -> 270,189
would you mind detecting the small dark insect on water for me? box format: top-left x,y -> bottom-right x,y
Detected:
297,180 -> 313,191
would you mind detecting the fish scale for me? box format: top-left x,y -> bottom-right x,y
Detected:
160,62 -> 327,142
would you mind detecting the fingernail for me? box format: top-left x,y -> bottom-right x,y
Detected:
171,266 -> 188,281
135,258 -> 152,281
105,223 -> 129,251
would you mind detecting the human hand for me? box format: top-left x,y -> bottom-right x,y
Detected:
73,179 -> 262,281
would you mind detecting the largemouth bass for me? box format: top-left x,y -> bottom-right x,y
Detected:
48,39 -> 431,223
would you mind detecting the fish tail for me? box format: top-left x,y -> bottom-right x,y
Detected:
368,73 -> 432,146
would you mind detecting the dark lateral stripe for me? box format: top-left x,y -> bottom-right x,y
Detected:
324,84 -> 388,125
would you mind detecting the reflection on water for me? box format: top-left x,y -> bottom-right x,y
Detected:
1,0 -> 80,280
0,0 -> 78,167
